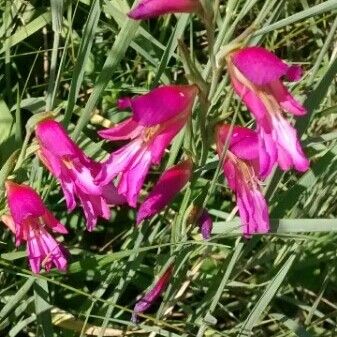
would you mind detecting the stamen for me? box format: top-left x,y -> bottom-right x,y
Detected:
143,125 -> 160,143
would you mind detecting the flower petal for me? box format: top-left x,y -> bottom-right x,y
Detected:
78,193 -> 111,231
35,119 -> 78,157
102,184 -> 127,205
137,159 -> 192,223
96,139 -> 144,186
42,210 -> 68,234
117,97 -> 132,110
5,182 -> 45,225
269,80 -> 307,116
132,264 -> 173,323
216,124 -> 259,161
198,209 -> 213,240
257,126 -> 278,178
232,47 -> 292,86
118,148 -> 152,207
230,72 -> 269,121
60,178 -> 77,211
285,65 -> 303,82
127,85 -> 198,126
150,117 -> 186,164
98,118 -> 144,141
128,0 -> 201,20
271,115 -> 310,172
236,178 -> 269,236
68,160 -> 102,196
26,227 -> 68,273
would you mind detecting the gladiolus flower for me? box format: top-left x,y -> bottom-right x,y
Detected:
137,159 -> 192,224
35,119 -> 125,231
197,209 -> 213,239
97,85 -> 198,207
216,125 -> 269,235
227,46 -> 309,177
128,0 -> 201,20
1,181 -> 68,273
132,264 -> 173,323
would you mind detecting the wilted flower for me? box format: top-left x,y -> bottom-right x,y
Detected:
97,85 -> 198,207
128,0 -> 201,20
227,46 -> 309,177
1,181 -> 68,273
216,124 -> 269,236
35,119 -> 125,231
137,158 -> 193,224
132,264 -> 173,323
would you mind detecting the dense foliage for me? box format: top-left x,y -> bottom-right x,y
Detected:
1,0 -> 337,336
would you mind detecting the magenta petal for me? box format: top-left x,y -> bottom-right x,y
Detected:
257,126 -> 278,178
35,119 -> 77,157
38,148 -> 62,177
132,264 -> 173,323
127,85 -> 198,126
78,193 -> 111,232
137,159 -> 192,223
269,80 -> 307,116
285,65 -> 303,82
222,160 -> 237,191
43,210 -> 68,234
236,181 -> 269,236
102,184 -> 126,205
65,161 -> 101,196
271,115 -> 310,172
216,124 -> 259,161
117,97 -> 132,110
98,118 -> 144,141
27,228 -> 68,273
60,179 -> 77,211
5,182 -> 45,225
150,118 -> 186,164
230,74 -> 269,121
128,0 -> 200,20
97,139 -> 144,186
198,209 -> 213,240
232,47 -> 290,86
118,148 -> 152,207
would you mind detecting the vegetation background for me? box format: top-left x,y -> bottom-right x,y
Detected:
1,0 -> 337,336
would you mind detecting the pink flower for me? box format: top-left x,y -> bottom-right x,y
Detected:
1,181 -> 68,273
132,264 -> 173,323
197,209 -> 213,240
137,159 -> 192,224
128,0 -> 201,20
227,46 -> 310,177
216,124 -> 269,236
35,119 -> 125,231
97,85 -> 198,207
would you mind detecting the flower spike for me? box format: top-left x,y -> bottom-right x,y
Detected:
227,46 -> 309,177
35,119 -> 125,231
98,85 -> 198,207
2,181 -> 68,273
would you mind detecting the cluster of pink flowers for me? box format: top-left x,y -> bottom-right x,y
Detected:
0,0 -> 310,322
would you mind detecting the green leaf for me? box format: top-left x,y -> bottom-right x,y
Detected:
73,18 -> 139,139
34,279 -> 54,337
271,313 -> 314,337
239,254 -> 296,335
